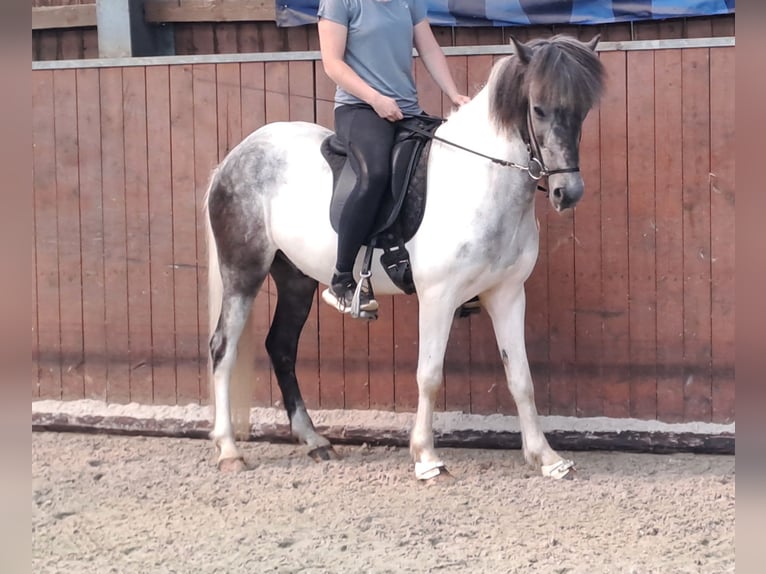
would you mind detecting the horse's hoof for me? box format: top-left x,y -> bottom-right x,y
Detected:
541,459 -> 576,480
218,457 -> 247,473
308,445 -> 340,462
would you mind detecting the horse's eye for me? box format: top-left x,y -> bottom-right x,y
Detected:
533,106 -> 546,118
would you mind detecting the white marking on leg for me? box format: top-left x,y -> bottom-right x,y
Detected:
290,405 -> 331,450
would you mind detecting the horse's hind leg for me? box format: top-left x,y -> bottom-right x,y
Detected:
210,283 -> 263,471
267,252 -> 338,461
483,282 -> 574,479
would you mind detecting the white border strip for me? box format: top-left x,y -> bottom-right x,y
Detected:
32,399 -> 734,436
32,36 -> 734,71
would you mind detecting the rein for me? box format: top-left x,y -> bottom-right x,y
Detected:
401,110 -> 580,191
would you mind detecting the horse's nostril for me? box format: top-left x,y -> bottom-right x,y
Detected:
553,187 -> 564,199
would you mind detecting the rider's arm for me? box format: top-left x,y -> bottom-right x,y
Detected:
413,20 -> 470,108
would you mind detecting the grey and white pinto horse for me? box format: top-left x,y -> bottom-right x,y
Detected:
205,35 -> 605,481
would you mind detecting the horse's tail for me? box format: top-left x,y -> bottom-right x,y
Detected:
204,168 -> 254,440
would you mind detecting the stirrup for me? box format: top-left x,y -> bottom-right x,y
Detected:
350,271 -> 378,319
351,243 -> 378,320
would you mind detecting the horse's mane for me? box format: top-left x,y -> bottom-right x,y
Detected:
488,35 -> 605,135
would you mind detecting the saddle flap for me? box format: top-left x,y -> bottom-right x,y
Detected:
321,114 -> 443,248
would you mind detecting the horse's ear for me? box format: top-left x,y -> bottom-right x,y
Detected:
585,34 -> 601,52
509,36 -> 534,65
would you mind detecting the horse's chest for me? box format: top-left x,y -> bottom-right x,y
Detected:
474,210 -> 538,272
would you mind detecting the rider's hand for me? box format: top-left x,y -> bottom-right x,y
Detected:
451,94 -> 471,107
371,93 -> 404,122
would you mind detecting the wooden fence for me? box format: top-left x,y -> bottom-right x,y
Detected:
32,39 -> 735,424
32,0 -> 734,61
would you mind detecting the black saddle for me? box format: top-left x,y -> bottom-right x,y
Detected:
321,114 -> 443,294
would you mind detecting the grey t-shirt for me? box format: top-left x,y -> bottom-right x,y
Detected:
317,0 -> 427,115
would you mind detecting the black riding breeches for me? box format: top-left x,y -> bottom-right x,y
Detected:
333,104 -> 398,274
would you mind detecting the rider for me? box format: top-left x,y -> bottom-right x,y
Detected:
317,0 -> 470,314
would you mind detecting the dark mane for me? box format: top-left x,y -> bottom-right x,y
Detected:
489,35 -> 605,135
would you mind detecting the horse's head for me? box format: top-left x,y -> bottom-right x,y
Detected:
496,35 -> 605,211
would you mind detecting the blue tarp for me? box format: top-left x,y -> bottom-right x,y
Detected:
276,0 -> 734,28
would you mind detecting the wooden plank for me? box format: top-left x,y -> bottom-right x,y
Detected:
653,49 -> 684,423
573,103 -> 603,417
75,67 -> 108,401
37,31 -> 59,62
626,50 -> 657,420
53,68 -> 85,400
318,300 -> 346,410
392,296 -> 419,412
288,60 -> 314,123
711,15 -> 735,37
445,317 -> 471,414
213,22 -> 238,54
264,62 -> 289,123
709,47 -> 735,424
215,63 -> 242,160
33,70 -> 62,399
174,25 -> 195,56
525,138 -> 552,413
469,312 -> 501,415
60,29 -> 82,60
123,67 -> 153,403
145,0 -> 276,23
192,63 -> 219,405
240,61 -> 272,407
32,5 -> 97,30
241,62 -> 266,135
83,28 -> 99,59
546,206 -> 576,416
681,48 -> 712,422
146,66 -> 178,405
598,51 -> 630,419
368,297 -> 395,411
192,22 -> 215,55
414,57 -> 442,117
170,64 -> 202,405
99,67 -> 131,403
314,62 -> 335,130
343,318 -> 370,410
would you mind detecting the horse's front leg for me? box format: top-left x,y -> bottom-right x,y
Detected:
484,283 -> 575,479
410,291 -> 456,481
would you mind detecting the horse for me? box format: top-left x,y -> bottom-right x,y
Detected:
205,35 -> 605,481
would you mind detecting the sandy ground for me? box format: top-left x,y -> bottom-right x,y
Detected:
32,432 -> 734,574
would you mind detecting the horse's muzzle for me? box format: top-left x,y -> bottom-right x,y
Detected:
550,180 -> 584,211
